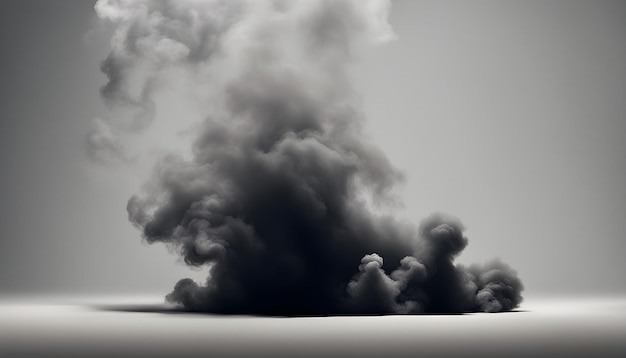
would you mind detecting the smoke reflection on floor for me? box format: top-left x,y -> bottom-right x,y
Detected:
0,296 -> 624,358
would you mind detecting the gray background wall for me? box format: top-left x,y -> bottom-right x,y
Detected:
0,0 -> 624,298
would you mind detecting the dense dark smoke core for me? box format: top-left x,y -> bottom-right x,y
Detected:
95,0 -> 523,315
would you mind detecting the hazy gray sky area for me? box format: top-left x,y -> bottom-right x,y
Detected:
0,0 -> 625,302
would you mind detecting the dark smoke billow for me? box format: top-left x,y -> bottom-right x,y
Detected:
94,0 -> 523,315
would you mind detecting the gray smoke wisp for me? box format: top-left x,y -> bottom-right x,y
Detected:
94,0 -> 523,315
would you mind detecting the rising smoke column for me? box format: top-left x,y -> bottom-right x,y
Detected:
94,0 -> 523,315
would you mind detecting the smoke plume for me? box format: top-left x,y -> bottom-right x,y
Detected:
94,0 -> 523,315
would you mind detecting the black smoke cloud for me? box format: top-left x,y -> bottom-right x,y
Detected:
95,0 -> 523,315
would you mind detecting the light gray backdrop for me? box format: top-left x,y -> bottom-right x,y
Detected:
0,0 -> 624,299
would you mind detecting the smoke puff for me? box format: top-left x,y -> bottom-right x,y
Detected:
94,0 -> 523,315
467,260 -> 524,313
418,213 -> 467,259
347,254 -> 428,314
347,254 -> 400,314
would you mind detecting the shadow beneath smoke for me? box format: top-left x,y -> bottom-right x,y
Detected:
93,304 -> 528,317
93,304 -> 190,315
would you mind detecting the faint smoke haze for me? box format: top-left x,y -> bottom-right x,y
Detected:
91,0 -> 522,315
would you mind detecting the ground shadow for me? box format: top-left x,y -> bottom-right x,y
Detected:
93,303 -> 528,318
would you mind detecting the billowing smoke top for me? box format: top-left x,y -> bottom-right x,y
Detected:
93,0 -> 523,315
